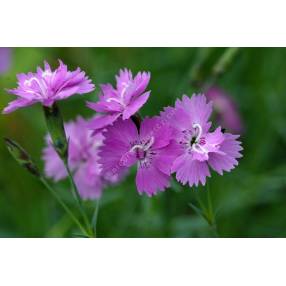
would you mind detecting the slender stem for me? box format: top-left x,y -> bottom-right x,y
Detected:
203,47 -> 240,91
194,185 -> 219,237
91,199 -> 100,237
64,162 -> 92,235
189,48 -> 213,87
205,184 -> 219,237
40,177 -> 90,237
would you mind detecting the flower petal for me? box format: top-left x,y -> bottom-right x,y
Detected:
122,91 -> 150,119
89,113 -> 121,131
136,164 -> 170,196
208,133 -> 243,175
2,98 -> 36,114
172,153 -> 210,187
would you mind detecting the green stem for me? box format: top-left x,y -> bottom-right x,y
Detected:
40,177 -> 90,237
203,47 -> 240,91
212,47 -> 240,77
194,185 -> 219,237
91,199 -> 100,237
205,184 -> 219,237
64,162 -> 92,236
189,48 -> 213,86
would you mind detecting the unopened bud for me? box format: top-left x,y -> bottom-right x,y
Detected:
4,138 -> 41,178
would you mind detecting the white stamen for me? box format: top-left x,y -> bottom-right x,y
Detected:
192,143 -> 207,154
192,123 -> 202,141
189,123 -> 208,154
130,144 -> 143,152
129,136 -> 155,153
106,97 -> 126,107
143,136 -> 154,151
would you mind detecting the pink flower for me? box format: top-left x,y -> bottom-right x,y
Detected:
3,60 -> 95,114
42,116 -> 122,200
206,87 -> 243,133
161,94 -> 243,187
87,68 -> 151,132
98,117 -> 180,196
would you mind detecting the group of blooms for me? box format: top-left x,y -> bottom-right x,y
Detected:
3,60 -> 243,198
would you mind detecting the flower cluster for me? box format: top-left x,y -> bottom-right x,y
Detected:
97,93 -> 242,196
3,60 -> 243,199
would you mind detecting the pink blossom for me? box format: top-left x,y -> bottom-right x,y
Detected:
87,68 -> 150,132
161,94 -> 243,187
98,117 -> 180,196
3,60 -> 95,114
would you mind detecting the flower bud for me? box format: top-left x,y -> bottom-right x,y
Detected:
4,138 -> 41,178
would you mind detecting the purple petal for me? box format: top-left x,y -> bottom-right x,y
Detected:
139,116 -> 173,149
98,119 -> 138,175
136,164 -> 170,196
176,94 -> 213,133
153,140 -> 182,175
2,98 -> 36,114
89,113 -> 121,130
122,91 -> 150,119
172,153 -> 211,187
208,133 -> 243,175
87,100 -> 122,113
116,68 -> 132,92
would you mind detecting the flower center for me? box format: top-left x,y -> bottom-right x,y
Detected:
130,136 -> 154,156
129,136 -> 155,168
180,123 -> 207,155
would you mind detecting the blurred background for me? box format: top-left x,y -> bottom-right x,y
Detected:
0,47 -> 286,237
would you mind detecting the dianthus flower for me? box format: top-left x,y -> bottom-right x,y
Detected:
42,116 -> 122,199
98,117 -> 180,196
161,94 -> 243,187
206,87 -> 243,133
87,68 -> 150,132
3,60 -> 94,114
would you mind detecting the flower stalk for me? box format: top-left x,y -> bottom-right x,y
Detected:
91,199 -> 100,237
43,103 -> 68,160
64,162 -> 93,235
190,184 -> 219,237
43,103 -> 93,234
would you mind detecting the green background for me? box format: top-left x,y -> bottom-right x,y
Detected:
0,48 -> 286,237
